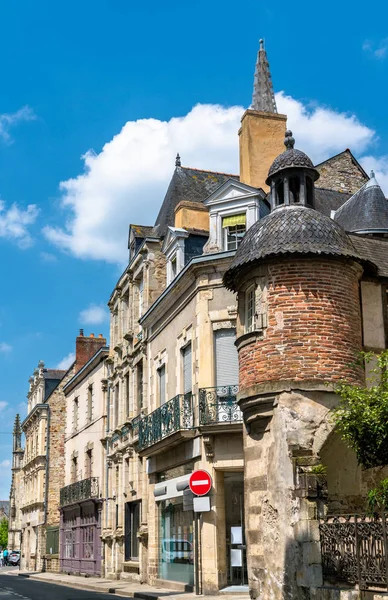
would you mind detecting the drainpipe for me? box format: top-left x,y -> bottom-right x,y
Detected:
105,377 -> 111,529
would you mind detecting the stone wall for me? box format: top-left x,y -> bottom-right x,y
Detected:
316,150 -> 368,195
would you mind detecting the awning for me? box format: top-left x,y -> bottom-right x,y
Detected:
222,214 -> 246,228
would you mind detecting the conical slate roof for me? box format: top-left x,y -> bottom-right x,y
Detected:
252,39 -> 277,113
223,205 -> 363,291
333,173 -> 388,234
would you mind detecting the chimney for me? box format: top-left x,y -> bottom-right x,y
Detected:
75,331 -> 106,373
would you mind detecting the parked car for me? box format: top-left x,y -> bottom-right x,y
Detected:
8,551 -> 20,566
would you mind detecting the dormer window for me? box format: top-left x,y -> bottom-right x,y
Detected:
222,214 -> 246,251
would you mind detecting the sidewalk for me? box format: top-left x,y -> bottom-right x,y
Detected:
14,570 -> 249,600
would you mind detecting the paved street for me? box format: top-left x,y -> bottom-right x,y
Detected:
0,569 -> 132,599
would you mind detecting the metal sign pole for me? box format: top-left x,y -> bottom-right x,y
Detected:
195,511 -> 200,595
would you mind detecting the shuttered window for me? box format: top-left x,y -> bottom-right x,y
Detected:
214,329 -> 239,387
182,344 -> 192,394
158,365 -> 166,405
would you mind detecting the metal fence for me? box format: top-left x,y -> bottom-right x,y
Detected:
138,393 -> 193,450
319,513 -> 388,591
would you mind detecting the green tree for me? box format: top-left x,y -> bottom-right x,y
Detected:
333,350 -> 388,469
0,517 -> 8,549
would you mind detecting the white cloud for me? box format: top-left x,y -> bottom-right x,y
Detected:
56,352 -> 75,370
79,304 -> 108,325
0,460 -> 10,468
359,155 -> 388,194
0,201 -> 39,248
44,97 -> 382,263
0,402 -> 7,412
40,251 -> 58,263
363,38 -> 388,59
0,342 -> 12,353
275,92 -> 375,164
0,106 -> 36,143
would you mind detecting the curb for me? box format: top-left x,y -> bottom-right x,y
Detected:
18,573 -> 133,596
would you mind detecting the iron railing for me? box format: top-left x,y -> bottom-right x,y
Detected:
199,386 -> 242,425
320,513 -> 388,591
60,477 -> 99,508
138,393 -> 193,450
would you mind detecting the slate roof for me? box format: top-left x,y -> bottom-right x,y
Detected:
350,235 -> 388,279
43,369 -> 66,380
153,166 -> 238,238
267,148 -> 317,181
314,188 -> 351,217
333,177 -> 388,233
224,205 -> 363,291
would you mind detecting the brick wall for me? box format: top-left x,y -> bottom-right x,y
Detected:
238,258 -> 364,390
75,333 -> 106,373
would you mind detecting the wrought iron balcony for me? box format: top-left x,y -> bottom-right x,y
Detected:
199,386 -> 242,425
138,393 -> 193,450
60,476 -> 99,508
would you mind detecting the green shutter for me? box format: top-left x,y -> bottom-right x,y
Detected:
46,526 -> 59,555
222,214 -> 246,228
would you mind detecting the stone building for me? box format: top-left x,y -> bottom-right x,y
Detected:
20,361 -> 72,572
100,40 -> 387,598
8,414 -> 24,551
59,332 -> 108,576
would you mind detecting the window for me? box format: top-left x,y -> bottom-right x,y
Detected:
138,277 -> 144,317
182,344 -> 192,396
171,256 -> 177,279
114,383 -> 120,428
289,176 -> 300,203
125,372 -> 130,418
87,385 -> 93,423
158,365 -> 166,405
71,457 -> 78,483
306,176 -> 314,207
137,362 -> 143,412
125,501 -> 141,561
214,329 -> 239,387
73,398 -> 79,432
275,180 -> 284,205
222,214 -> 246,251
245,286 -> 256,333
85,449 -> 92,479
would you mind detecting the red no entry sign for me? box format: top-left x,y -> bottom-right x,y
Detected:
189,469 -> 212,496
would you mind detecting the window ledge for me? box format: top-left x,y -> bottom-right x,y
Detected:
236,330 -> 264,351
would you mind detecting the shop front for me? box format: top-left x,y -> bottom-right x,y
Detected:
60,500 -> 102,575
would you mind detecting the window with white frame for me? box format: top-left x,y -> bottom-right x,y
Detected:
170,256 -> 177,280
245,286 -> 256,333
222,214 -> 246,251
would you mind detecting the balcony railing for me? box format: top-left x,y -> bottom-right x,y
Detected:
138,394 -> 193,450
199,386 -> 242,425
320,513 -> 388,591
60,476 -> 99,508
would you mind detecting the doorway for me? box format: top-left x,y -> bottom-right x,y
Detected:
224,472 -> 247,586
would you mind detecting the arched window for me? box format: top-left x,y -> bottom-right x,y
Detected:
289,177 -> 300,203
275,180 -> 284,206
306,176 -> 314,207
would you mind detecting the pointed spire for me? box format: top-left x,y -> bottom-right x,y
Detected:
175,153 -> 181,167
252,39 -> 277,113
13,414 -> 21,435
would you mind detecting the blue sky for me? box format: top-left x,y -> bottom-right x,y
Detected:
0,0 -> 387,498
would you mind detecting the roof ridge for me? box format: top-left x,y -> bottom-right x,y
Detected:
181,165 -> 238,177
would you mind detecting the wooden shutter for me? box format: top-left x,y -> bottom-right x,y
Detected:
214,329 -> 239,387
